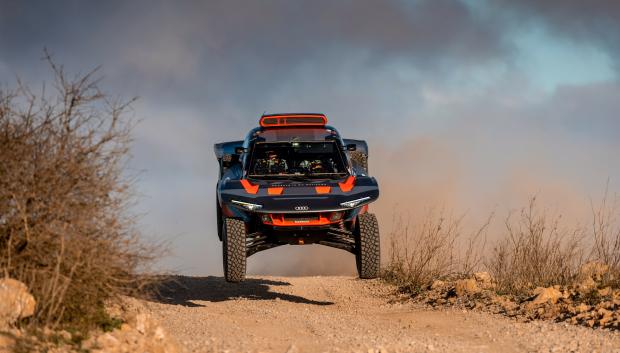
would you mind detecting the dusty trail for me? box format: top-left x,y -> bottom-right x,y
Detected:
146,276 -> 620,353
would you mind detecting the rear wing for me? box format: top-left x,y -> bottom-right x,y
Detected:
343,139 -> 369,174
214,140 -> 244,160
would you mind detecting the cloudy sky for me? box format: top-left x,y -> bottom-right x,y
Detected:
1,0 -> 619,275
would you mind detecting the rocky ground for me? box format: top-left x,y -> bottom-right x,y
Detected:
2,274 -> 620,353
0,278 -> 182,353
143,275 -> 620,353
407,263 -> 620,330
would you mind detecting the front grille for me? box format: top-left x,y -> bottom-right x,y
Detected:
283,214 -> 320,223
269,183 -> 329,187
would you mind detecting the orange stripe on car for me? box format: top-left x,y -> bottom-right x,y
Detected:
338,176 -> 355,192
268,187 -> 283,195
315,186 -> 331,194
240,179 -> 259,194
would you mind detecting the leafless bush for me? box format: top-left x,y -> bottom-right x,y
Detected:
384,189 -> 620,298
382,210 -> 462,293
0,55 -> 158,334
487,197 -> 584,294
382,208 -> 491,293
460,213 -> 492,276
589,188 -> 620,285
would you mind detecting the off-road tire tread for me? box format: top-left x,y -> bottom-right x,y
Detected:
223,218 -> 246,282
355,213 -> 380,279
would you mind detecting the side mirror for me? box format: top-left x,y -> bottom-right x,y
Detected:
346,144 -> 357,151
235,147 -> 246,155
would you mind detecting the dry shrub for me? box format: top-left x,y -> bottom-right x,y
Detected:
589,189 -> 620,286
384,190 -> 620,298
487,197 -> 584,294
460,214 -> 492,276
0,55 -> 158,334
383,210 -> 465,293
383,208 -> 491,293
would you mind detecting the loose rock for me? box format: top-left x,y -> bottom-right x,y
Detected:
0,278 -> 36,329
530,287 -> 562,306
473,272 -> 492,287
454,279 -> 479,296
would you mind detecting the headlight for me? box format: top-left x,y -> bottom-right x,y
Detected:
329,212 -> 343,222
340,196 -> 371,208
231,200 -> 263,211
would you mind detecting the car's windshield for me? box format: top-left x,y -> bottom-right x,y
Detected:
247,141 -> 348,180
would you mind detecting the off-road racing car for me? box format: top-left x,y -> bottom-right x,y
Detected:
214,113 -> 380,282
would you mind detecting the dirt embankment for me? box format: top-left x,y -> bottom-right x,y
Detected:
145,276 -> 620,353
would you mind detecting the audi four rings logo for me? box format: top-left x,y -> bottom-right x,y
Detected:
294,205 -> 309,211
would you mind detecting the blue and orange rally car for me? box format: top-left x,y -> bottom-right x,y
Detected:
214,114 -> 380,282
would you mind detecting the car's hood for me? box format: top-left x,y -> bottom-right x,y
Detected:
218,175 -> 379,213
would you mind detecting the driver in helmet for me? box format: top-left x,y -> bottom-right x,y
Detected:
266,151 -> 288,174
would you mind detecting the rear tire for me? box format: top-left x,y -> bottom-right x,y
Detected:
222,218 -> 247,282
355,213 -> 380,279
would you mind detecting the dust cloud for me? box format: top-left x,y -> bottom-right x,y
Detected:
248,130 -> 619,276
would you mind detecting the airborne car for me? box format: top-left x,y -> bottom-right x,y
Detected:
214,114 -> 380,282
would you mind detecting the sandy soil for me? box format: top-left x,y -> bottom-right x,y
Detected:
145,276 -> 620,353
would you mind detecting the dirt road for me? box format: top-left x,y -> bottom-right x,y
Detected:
146,276 -> 620,353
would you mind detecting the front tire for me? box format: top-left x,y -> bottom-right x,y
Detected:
222,218 -> 247,282
355,213 -> 380,279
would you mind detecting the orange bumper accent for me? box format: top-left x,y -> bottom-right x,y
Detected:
264,213 -> 342,227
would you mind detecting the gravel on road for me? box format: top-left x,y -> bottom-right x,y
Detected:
144,276 -> 620,353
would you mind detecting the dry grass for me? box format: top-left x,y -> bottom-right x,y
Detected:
589,189 -> 620,286
384,194 -> 620,296
382,209 -> 489,293
0,54 -> 160,335
486,198 -> 584,294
